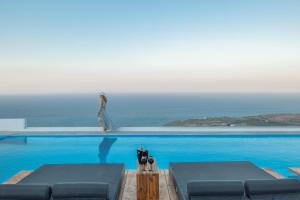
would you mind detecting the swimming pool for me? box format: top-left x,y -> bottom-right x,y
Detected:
1,134 -> 300,182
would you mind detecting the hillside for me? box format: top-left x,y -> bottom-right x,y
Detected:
164,114 -> 300,127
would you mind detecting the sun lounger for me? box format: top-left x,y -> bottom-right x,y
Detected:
187,180 -> 245,200
169,161 -> 300,200
0,184 -> 50,200
0,163 -> 125,200
245,179 -> 300,200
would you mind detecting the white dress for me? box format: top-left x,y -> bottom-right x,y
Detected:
97,101 -> 111,130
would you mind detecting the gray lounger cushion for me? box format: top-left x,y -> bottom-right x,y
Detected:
52,183 -> 109,200
0,184 -> 50,200
18,164 -> 124,200
189,197 -> 245,200
188,181 -> 244,196
245,179 -> 300,200
169,161 -> 273,200
190,196 -> 246,200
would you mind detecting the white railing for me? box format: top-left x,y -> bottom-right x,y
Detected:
1,118 -> 300,134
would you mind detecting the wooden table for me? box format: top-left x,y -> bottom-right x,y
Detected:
136,161 -> 159,200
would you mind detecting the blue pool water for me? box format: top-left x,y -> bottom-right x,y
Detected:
1,134 -> 300,182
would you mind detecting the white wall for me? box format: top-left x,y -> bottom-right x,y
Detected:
0,119 -> 26,130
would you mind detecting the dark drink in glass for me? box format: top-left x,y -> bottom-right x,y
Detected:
137,145 -> 143,164
140,156 -> 147,171
142,150 -> 149,160
148,156 -> 154,171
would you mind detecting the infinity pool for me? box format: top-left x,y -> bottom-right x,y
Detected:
1,134 -> 300,182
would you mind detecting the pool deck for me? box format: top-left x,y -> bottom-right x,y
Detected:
3,168 -> 283,200
2,126 -> 300,136
289,167 -> 300,176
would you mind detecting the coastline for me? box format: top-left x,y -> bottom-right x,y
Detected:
164,113 -> 300,127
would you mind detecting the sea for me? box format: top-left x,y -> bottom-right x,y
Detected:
0,93 -> 300,128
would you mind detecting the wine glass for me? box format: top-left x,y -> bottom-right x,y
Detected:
140,156 -> 147,171
142,150 -> 149,159
137,149 -> 143,164
148,156 -> 154,171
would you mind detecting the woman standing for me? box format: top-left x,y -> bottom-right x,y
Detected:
97,93 -> 111,132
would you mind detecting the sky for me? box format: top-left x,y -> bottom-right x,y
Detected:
0,0 -> 300,94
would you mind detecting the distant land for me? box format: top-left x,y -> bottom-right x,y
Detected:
164,114 -> 300,127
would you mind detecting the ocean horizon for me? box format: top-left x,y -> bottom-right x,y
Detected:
1,93 -> 300,128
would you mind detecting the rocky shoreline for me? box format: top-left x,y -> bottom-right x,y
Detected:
164,114 -> 300,127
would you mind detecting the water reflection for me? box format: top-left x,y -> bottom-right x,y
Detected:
98,137 -> 117,163
0,136 -> 27,145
